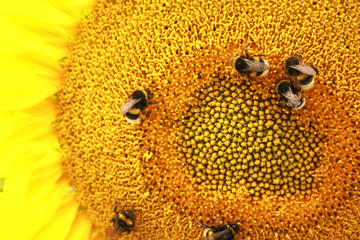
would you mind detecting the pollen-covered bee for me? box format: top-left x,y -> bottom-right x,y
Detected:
196,220 -> 240,240
109,200 -> 135,237
230,45 -> 270,78
283,54 -> 318,91
276,79 -> 306,110
120,89 -> 157,124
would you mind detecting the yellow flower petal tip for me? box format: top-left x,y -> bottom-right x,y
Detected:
66,210 -> 92,240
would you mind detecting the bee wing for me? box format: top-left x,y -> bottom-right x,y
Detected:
120,98 -> 141,115
243,59 -> 269,72
282,88 -> 301,106
289,62 -> 317,75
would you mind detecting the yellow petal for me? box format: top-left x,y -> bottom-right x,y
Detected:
0,114 -> 17,146
66,210 -> 92,240
0,1 -> 89,27
0,52 -> 59,111
28,149 -> 63,188
21,178 -> 66,239
0,151 -> 36,239
31,193 -> 80,240
0,0 -> 95,111
0,100 -> 56,177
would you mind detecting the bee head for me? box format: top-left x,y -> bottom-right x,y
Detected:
123,209 -> 135,221
228,221 -> 241,234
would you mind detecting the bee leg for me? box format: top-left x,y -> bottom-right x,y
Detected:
141,109 -> 146,115
286,105 -> 294,111
196,221 -> 210,228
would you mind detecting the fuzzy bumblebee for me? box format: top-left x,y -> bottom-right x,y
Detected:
196,220 -> 240,240
276,79 -> 306,110
283,54 -> 318,91
109,200 -> 135,237
120,89 -> 157,124
230,46 -> 270,78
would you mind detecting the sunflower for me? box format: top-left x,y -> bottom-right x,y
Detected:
1,0 -> 360,240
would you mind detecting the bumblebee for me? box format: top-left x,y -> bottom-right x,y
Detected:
196,220 -> 240,240
230,45 -> 270,78
276,79 -> 306,110
283,54 -> 318,91
120,89 -> 156,124
110,200 -> 135,234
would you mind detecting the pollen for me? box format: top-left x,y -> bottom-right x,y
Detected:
56,0 -> 360,239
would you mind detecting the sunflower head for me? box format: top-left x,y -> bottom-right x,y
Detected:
55,0 -> 360,239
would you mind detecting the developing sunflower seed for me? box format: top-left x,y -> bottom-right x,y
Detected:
178,79 -> 321,198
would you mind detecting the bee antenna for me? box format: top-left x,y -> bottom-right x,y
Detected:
244,42 -> 249,58
196,221 -> 209,228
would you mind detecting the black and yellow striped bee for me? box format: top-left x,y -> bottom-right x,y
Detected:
196,220 -> 240,240
230,45 -> 270,78
283,54 -> 318,91
120,89 -> 157,124
276,79 -> 306,110
109,200 -> 135,237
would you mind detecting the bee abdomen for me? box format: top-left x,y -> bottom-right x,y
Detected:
298,66 -> 318,91
256,58 -> 269,76
125,109 -> 140,124
298,74 -> 314,85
